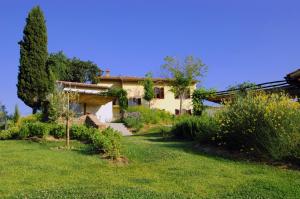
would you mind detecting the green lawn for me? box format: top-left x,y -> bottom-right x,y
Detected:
0,132 -> 300,198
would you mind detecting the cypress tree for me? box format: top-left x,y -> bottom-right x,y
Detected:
17,6 -> 53,113
13,104 -> 21,123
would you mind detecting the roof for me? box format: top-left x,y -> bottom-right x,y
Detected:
57,81 -> 109,89
286,69 -> 300,80
98,76 -> 198,83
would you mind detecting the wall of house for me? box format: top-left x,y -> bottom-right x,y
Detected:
84,102 -> 113,123
98,80 -> 196,115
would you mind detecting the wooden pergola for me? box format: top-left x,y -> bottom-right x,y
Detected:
206,69 -> 300,103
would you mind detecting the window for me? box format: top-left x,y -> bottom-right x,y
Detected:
175,89 -> 190,99
175,109 -> 192,115
154,87 -> 164,99
128,98 -> 142,106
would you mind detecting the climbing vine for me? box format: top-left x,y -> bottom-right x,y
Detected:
192,88 -> 216,116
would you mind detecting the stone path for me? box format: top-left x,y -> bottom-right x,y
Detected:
107,123 -> 132,136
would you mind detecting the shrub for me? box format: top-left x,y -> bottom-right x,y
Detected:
0,126 -> 19,140
90,127 -> 121,159
49,124 -> 65,139
216,91 -> 300,160
19,122 -> 51,138
19,113 -> 42,124
172,114 -> 219,143
123,115 -> 143,132
70,124 -> 91,141
126,106 -> 173,125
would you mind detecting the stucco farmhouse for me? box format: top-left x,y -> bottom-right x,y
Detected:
58,70 -> 196,123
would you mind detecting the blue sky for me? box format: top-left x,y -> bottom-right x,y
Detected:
0,0 -> 299,115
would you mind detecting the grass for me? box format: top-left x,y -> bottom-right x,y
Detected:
0,130 -> 300,198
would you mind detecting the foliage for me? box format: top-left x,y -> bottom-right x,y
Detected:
142,72 -> 155,107
19,121 -> 50,139
227,81 -> 259,97
0,126 -> 19,140
43,85 -> 78,122
192,88 -> 216,115
161,55 -> 207,114
127,106 -> 173,124
70,124 -> 122,159
172,114 -> 219,143
17,6 -> 53,113
123,114 -> 143,132
19,113 -> 42,124
107,88 -> 128,112
0,102 -> 8,129
46,51 -> 70,81
47,51 -> 100,83
70,124 -> 92,141
216,91 -> 300,160
66,57 -> 99,83
49,124 -> 65,139
12,105 -> 21,124
90,127 -> 122,159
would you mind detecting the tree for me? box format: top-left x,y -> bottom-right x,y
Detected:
12,105 -> 21,124
17,6 -> 53,113
45,84 -> 79,149
67,58 -> 99,83
0,102 -> 8,129
143,72 -> 155,108
46,51 -> 70,81
162,56 -> 207,115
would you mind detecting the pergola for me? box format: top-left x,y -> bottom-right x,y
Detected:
206,69 -> 300,103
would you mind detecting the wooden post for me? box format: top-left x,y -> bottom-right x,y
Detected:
66,92 -> 70,149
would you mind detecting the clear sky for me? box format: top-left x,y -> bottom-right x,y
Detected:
0,0 -> 299,115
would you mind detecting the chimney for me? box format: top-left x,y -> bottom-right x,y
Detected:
105,69 -> 110,77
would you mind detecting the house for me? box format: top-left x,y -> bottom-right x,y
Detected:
59,70 -> 196,123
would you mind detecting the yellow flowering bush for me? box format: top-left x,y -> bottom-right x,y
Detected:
217,91 -> 300,160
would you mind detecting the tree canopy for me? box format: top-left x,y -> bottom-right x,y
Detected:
143,72 -> 155,107
47,51 -> 100,83
17,6 -> 53,113
162,56 -> 207,114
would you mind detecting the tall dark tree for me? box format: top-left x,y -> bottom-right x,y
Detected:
17,6 -> 53,113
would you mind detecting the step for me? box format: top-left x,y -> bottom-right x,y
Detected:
107,123 -> 132,136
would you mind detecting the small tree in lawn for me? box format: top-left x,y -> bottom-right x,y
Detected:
13,105 -> 21,124
46,84 -> 78,149
162,56 -> 207,115
143,72 -> 155,108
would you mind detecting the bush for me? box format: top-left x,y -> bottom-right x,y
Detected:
70,124 -> 92,141
19,122 -> 50,138
0,126 -> 19,140
123,115 -> 143,132
172,114 -> 219,143
216,91 -> 300,160
19,114 -> 42,124
90,127 -> 121,159
126,106 -> 173,124
49,124 -> 65,139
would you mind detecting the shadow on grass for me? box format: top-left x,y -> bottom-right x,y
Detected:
141,132 -> 300,170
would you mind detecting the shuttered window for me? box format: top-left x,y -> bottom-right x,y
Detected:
154,87 -> 164,99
